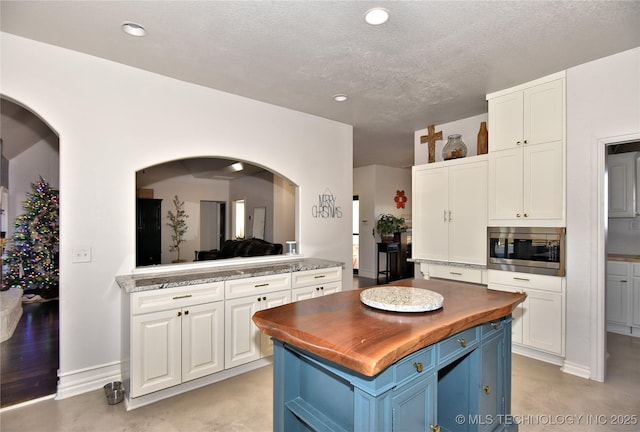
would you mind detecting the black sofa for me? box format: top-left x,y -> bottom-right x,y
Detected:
195,238 -> 283,261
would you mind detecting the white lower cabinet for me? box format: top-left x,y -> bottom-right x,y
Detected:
291,267 -> 342,301
606,260 -> 640,336
488,270 -> 565,360
124,265 -> 342,408
225,288 -> 291,368
129,282 -> 225,398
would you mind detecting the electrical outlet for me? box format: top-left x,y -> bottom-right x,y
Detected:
72,247 -> 91,263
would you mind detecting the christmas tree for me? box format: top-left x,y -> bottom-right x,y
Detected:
3,176 -> 59,295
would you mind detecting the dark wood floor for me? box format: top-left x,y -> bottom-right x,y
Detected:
0,300 -> 59,408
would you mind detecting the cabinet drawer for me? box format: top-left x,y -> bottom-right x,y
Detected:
429,264 -> 483,284
131,282 -> 224,315
225,273 -> 292,299
292,267 -> 342,288
608,261 -> 630,277
481,316 -> 511,339
488,270 -> 562,293
437,327 -> 479,366
394,346 -> 435,386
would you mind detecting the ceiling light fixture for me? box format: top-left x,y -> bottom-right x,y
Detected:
230,162 -> 244,172
364,8 -> 389,26
121,22 -> 147,37
333,94 -> 348,102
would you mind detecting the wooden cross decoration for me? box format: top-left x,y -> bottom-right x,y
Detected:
420,125 -> 443,163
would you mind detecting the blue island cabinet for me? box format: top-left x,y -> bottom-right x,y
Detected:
272,316 -> 515,432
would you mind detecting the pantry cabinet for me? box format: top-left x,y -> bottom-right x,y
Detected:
412,156 -> 487,265
608,152 -> 638,218
487,73 -> 566,226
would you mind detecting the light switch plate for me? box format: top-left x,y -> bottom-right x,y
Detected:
72,247 -> 91,263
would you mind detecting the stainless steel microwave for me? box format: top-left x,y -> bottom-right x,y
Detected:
487,227 -> 565,276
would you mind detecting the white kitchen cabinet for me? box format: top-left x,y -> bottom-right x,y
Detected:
608,152 -> 638,218
128,282 -> 225,398
606,261 -> 630,325
292,266 -> 342,301
488,270 -> 565,361
224,272 -> 292,367
412,156 -> 487,266
487,73 -> 565,226
606,260 -> 640,337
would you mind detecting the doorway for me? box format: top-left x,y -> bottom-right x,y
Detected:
353,196 -> 359,274
200,200 -> 226,250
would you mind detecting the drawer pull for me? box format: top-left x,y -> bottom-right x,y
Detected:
490,322 -> 500,329
173,294 -> 193,300
314,275 -> 326,279
449,272 -> 462,276
483,385 -> 491,394
316,286 -> 324,291
457,338 -> 467,348
513,277 -> 530,282
413,362 -> 423,373
255,283 -> 269,288
430,425 -> 441,432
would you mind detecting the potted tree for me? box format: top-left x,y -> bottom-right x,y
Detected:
167,195 -> 189,262
374,213 -> 405,243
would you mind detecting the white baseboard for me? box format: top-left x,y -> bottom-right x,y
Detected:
561,360 -> 591,379
356,270 -> 376,280
512,344 -> 564,366
124,358 -> 272,410
56,361 -> 121,400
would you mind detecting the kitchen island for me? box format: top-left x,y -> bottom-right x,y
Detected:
253,278 -> 526,432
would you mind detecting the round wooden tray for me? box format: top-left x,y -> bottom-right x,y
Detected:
360,286 -> 444,313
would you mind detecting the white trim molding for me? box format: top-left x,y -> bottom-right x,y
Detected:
56,361 -> 121,400
595,131 -> 640,383
561,361 -> 591,379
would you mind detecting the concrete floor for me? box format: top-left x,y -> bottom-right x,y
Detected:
1,332 -> 638,432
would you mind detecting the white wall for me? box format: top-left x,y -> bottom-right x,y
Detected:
566,47 -> 640,379
273,175 -> 296,246
7,133 -> 59,238
414,113 -> 488,165
353,165 -> 411,279
230,171 -> 275,240
1,32 -> 353,397
141,174 -> 230,263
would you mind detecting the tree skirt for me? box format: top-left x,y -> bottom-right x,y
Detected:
0,288 -> 23,342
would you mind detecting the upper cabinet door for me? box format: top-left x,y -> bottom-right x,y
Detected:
488,91 -> 523,152
523,79 -> 565,147
412,165 -> 450,261
608,152 -> 638,218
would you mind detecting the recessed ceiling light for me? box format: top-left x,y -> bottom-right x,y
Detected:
333,94 -> 348,102
364,8 -> 389,26
230,162 -> 244,172
122,22 -> 147,37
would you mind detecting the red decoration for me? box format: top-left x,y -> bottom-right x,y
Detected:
394,190 -> 407,209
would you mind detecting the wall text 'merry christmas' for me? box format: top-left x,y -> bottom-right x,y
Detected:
312,191 -> 342,219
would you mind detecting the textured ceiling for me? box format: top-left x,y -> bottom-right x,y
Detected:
1,1 -> 639,168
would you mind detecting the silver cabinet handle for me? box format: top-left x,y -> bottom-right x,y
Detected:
443,210 -> 447,222
513,277 -> 530,282
448,210 -> 452,222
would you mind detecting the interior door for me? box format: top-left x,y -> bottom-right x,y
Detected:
200,201 -> 225,250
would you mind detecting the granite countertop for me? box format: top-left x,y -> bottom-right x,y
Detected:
408,258 -> 487,270
608,254 -> 640,263
116,258 -> 344,293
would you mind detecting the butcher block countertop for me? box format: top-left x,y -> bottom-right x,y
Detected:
252,278 -> 526,377
608,253 -> 640,263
